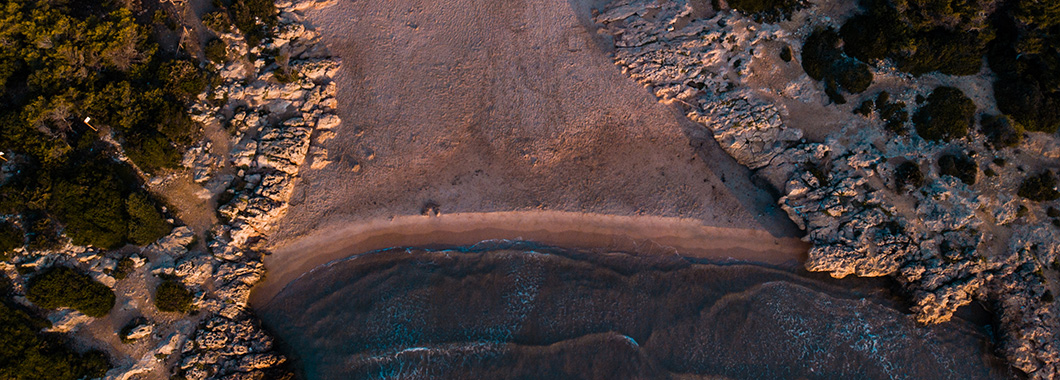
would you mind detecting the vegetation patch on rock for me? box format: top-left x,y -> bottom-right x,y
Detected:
937,153 -> 978,185
154,278 -> 192,313
1018,171 -> 1060,202
894,161 -> 924,191
0,221 -> 22,260
980,114 -> 1024,148
721,0 -> 804,22
0,287 -> 110,379
801,29 -> 874,104
913,86 -> 976,142
26,267 -> 115,318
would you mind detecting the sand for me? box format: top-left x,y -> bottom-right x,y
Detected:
254,0 -> 809,301
252,211 -> 809,304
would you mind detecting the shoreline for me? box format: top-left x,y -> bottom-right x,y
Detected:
250,211 -> 809,306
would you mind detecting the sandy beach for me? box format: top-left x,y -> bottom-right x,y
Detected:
251,211 -> 808,305
246,0 -> 812,302
267,0 -> 802,245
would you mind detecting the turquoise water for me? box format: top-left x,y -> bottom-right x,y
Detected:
258,243 -> 1012,379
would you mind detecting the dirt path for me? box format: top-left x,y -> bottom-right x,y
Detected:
251,211 -> 808,305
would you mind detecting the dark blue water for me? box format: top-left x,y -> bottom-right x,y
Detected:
258,244 -> 1012,379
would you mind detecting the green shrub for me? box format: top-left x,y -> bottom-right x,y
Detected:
49,157 -> 131,250
980,114 -> 1024,148
894,161 -> 924,191
987,0 -> 1060,134
0,292 -> 111,379
154,279 -> 192,313
780,45 -> 793,62
857,91 -> 909,133
913,86 -> 976,141
840,0 -> 989,76
25,213 -> 62,252
26,267 -> 115,317
725,0 -> 804,22
126,192 -> 172,246
899,29 -> 985,76
802,29 -> 874,103
161,60 -> 210,103
0,222 -> 22,260
1018,171 -> 1060,202
840,6 -> 908,63
937,153 -> 977,185
993,79 -> 1060,134
112,257 -> 136,280
228,0 -> 278,46
202,11 -> 232,33
205,38 -> 228,64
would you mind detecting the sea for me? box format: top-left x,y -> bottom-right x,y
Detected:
256,241 -> 1013,379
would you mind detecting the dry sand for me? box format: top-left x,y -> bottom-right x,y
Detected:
256,0 -> 808,301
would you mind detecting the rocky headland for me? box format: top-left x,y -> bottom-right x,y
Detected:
595,0 -> 1060,376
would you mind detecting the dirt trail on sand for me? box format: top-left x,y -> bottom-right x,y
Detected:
251,211 -> 808,305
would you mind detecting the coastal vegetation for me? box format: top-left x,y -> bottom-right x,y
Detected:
980,114 -> 1024,148
894,161 -> 925,191
26,266 -> 115,318
801,29 -> 873,104
913,87 -> 976,141
855,91 -> 909,134
722,0 -> 804,22
822,0 -> 1060,135
937,153 -> 978,185
154,278 -> 193,313
1018,171 -> 1060,202
0,222 -> 21,260
0,0 -> 195,252
0,285 -> 110,379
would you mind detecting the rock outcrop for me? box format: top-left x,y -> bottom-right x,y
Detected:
173,0 -> 344,378
596,0 -> 1060,377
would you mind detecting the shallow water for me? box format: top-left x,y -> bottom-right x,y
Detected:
258,244 -> 1010,379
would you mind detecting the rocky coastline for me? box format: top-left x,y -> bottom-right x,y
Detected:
596,0 -> 1060,376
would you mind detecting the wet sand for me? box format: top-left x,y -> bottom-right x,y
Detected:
251,211 -> 808,305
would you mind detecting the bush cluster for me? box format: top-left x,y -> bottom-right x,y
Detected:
722,0 -> 804,22
980,114 -> 1024,148
1,289 -> 110,379
126,192 -> 172,246
0,222 -> 22,260
913,86 -> 976,141
839,0 -> 989,76
205,39 -> 228,64
154,279 -> 192,313
801,29 -> 874,104
1018,171 -> 1060,202
224,0 -> 278,47
894,161 -> 924,192
111,257 -> 136,281
0,0 -> 184,250
855,91 -> 909,133
988,1 -> 1060,134
835,0 -> 1059,133
26,267 -> 115,318
937,153 -> 978,185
